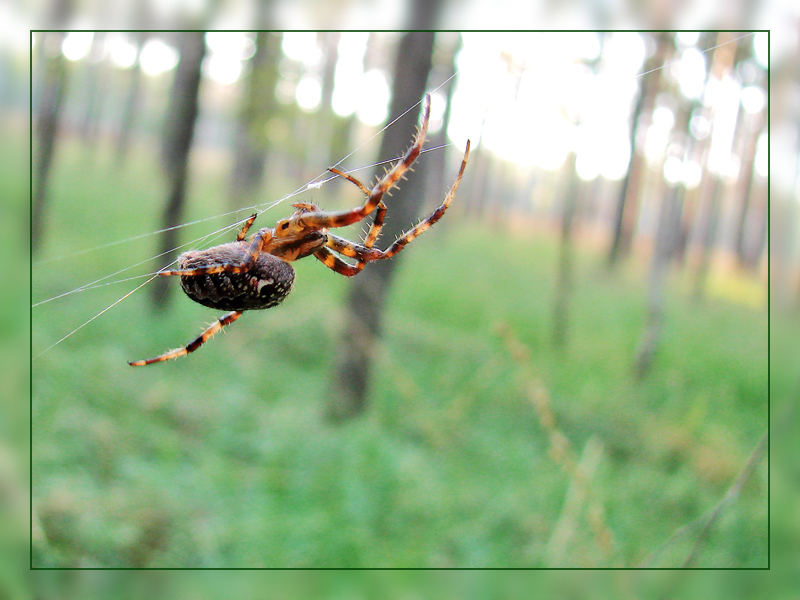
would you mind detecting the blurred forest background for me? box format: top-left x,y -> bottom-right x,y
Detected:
27,26 -> 776,571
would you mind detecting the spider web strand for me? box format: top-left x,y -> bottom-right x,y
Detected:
635,32 -> 757,79
32,273 -> 162,362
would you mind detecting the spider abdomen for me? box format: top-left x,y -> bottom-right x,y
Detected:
177,242 -> 295,311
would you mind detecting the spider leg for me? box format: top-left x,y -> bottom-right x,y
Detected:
314,209 -> 392,276
329,168 -> 388,246
363,201 -> 387,247
314,221 -> 386,278
379,140 -> 470,259
329,167 -> 370,195
313,247 -> 364,277
326,234 -> 382,261
236,213 -> 258,241
129,310 -> 244,366
322,196 -> 389,272
313,140 -> 470,277
159,228 -> 273,277
299,94 -> 432,231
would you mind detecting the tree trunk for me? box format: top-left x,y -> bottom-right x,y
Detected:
690,33 -> 738,302
691,175 -> 723,302
229,31 -> 281,208
607,33 -> 671,267
150,32 -> 206,309
78,32 -> 107,150
634,183 -> 684,378
733,116 -> 764,268
634,66 -> 694,378
327,25 -> 442,421
552,152 -> 581,348
115,32 -> 148,164
424,32 -> 461,203
32,32 -> 69,255
742,178 -> 767,270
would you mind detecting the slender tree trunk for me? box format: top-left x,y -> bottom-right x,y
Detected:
734,116 -> 764,268
634,66 -> 695,377
425,33 -> 461,203
315,31 -> 340,181
743,180 -> 767,270
607,33 -> 671,267
150,32 -> 206,309
229,31 -> 281,208
552,152 -> 581,348
690,33 -> 738,302
32,32 -> 68,254
635,183 -> 684,378
116,32 -> 147,164
327,24 -> 442,421
78,32 -> 107,150
674,39 -> 718,265
691,175 -> 723,302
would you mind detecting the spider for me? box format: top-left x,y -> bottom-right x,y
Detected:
129,94 -> 470,366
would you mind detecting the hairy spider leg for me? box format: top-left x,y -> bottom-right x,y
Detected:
378,139 -> 470,259
129,310 -> 243,366
312,246 -> 364,276
325,234 -> 383,260
328,167 -> 371,195
157,228 -> 274,278
307,96 -> 433,278
236,213 -> 259,241
311,180 -> 386,277
363,202 -> 388,247
329,167 -> 389,248
299,94 -> 432,232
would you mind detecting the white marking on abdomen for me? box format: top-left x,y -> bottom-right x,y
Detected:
257,278 -> 274,294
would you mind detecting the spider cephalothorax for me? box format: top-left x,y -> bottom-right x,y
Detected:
130,94 -> 470,366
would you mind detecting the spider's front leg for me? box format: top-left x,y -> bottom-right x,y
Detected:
378,139 -> 470,259
300,94 -> 432,232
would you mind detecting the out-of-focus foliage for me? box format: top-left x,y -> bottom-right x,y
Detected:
23,568 -> 800,599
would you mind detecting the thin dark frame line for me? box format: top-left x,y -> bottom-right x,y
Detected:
28,29 -> 770,571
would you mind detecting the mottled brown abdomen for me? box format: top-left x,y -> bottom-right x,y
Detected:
177,242 -> 295,311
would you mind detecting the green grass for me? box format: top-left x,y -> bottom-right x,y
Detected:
32,139 -> 767,568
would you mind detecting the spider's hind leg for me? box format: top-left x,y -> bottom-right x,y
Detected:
129,310 -> 244,366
